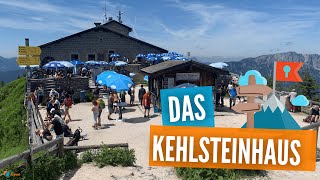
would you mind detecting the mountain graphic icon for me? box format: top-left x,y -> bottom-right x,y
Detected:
242,95 -> 301,130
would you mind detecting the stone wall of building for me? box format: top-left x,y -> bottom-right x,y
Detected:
40,29 -> 166,64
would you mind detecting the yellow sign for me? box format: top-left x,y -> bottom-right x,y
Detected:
18,46 -> 41,56
16,56 -> 40,66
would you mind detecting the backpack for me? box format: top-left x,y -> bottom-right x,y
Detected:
99,99 -> 105,109
66,98 -> 72,107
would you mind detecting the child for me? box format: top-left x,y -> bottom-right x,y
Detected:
91,100 -> 99,129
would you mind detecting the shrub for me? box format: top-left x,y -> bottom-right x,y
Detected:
80,150 -> 95,163
61,151 -> 79,170
175,168 -> 265,180
93,147 -> 136,168
86,91 -> 93,102
0,152 -> 80,180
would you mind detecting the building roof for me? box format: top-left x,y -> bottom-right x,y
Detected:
141,60 -> 188,74
39,23 -> 167,52
104,20 -> 133,32
141,60 -> 229,75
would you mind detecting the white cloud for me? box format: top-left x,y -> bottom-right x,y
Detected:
151,0 -> 319,57
0,0 -> 59,13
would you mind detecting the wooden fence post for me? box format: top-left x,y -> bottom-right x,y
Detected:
58,137 -> 64,157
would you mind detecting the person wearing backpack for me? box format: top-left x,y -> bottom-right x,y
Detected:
96,98 -> 105,126
63,94 -> 72,122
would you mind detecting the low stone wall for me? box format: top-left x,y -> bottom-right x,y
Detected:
30,77 -> 89,96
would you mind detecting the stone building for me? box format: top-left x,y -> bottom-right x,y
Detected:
39,19 -> 167,65
141,60 -> 229,106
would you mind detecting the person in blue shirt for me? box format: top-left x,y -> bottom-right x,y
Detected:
228,84 -> 237,109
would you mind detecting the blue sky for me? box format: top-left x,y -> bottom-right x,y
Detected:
1,0 -> 320,58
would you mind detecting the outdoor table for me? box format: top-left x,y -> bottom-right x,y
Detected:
116,102 -> 127,121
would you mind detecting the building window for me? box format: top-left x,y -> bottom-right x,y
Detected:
71,54 -> 79,60
88,54 -> 96,61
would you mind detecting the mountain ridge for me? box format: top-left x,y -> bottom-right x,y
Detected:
226,51 -> 320,84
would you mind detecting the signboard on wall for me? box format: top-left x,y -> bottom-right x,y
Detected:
176,73 -> 200,81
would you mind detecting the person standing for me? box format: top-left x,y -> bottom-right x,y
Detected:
215,86 -> 221,107
228,84 -> 237,109
287,89 -> 298,113
96,98 -> 105,126
63,94 -> 72,122
91,100 -> 99,129
108,91 -> 115,120
128,86 -> 135,106
143,91 -> 152,118
138,85 -> 146,106
67,87 -> 74,104
113,92 -> 119,113
220,80 -> 226,107
128,88 -> 133,106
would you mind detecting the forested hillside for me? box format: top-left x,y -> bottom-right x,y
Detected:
0,78 -> 28,159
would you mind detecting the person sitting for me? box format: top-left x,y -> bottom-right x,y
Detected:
46,98 -> 54,118
49,89 -> 59,99
310,104 -> 319,123
35,122 -> 53,143
52,96 -> 60,108
63,119 -> 73,137
81,67 -> 88,77
49,115 -> 64,138
50,104 -> 62,117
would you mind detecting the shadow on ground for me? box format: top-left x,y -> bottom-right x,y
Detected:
70,119 -> 82,122
124,117 -> 152,124
99,124 -> 115,129
215,106 -> 242,114
122,108 -> 136,113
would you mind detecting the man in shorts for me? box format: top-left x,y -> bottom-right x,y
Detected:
143,91 -> 151,118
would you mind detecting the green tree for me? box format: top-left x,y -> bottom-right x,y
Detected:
266,76 -> 285,91
295,70 -> 318,99
266,76 -> 273,88
0,81 -> 4,88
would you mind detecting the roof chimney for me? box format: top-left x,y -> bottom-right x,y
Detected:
94,22 -> 101,27
108,17 -> 113,22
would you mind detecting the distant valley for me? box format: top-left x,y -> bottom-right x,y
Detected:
0,56 -> 24,82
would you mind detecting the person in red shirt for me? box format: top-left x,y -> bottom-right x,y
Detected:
142,91 -> 152,118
